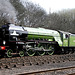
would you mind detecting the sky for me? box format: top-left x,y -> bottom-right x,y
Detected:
28,0 -> 75,13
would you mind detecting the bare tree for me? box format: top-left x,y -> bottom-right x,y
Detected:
47,9 -> 75,33
10,0 -> 47,27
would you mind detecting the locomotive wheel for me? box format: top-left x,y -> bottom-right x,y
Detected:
26,49 -> 35,56
37,51 -> 45,56
19,50 -> 25,57
38,46 -> 45,56
37,44 -> 45,56
7,49 -> 13,57
47,46 -> 54,55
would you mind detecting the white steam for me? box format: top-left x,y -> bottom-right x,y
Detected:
0,0 -> 17,24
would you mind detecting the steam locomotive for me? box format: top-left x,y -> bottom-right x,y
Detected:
0,23 -> 75,57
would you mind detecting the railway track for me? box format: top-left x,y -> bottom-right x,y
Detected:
0,54 -> 75,75
0,53 -> 75,69
68,73 -> 75,75
17,66 -> 75,75
0,60 -> 75,75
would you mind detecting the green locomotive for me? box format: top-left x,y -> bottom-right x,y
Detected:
23,26 -> 75,55
0,24 -> 75,57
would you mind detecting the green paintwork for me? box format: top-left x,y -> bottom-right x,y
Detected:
24,26 -> 75,47
70,36 -> 75,46
37,51 -> 45,56
24,27 -> 63,45
28,34 -> 54,41
63,39 -> 68,46
63,35 -> 75,47
26,49 -> 35,56
19,50 -> 25,57
7,49 -> 13,57
47,46 -> 55,55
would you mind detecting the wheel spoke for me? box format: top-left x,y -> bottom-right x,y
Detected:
27,49 -> 35,56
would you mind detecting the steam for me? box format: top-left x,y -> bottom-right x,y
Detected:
0,0 -> 17,25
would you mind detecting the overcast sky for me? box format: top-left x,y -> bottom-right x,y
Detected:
28,0 -> 75,13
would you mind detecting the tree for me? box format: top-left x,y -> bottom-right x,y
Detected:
10,0 -> 47,27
